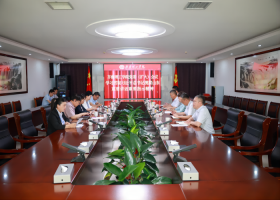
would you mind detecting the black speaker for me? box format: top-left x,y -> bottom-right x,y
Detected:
49,63 -> 54,78
210,62 -> 214,78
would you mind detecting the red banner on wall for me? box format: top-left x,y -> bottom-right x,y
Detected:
104,64 -> 161,99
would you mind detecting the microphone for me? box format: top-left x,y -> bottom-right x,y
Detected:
156,120 -> 172,127
89,120 -> 106,129
172,144 -> 197,163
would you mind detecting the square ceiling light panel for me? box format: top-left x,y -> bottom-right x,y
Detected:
46,2 -> 74,10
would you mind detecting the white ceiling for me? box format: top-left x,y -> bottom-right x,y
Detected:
0,0 -> 280,63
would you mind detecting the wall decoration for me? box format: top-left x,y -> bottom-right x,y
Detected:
0,53 -> 28,96
235,47 -> 280,96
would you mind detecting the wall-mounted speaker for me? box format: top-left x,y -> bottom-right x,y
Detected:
210,62 -> 214,78
49,63 -> 54,78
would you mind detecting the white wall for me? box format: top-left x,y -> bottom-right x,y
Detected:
91,63 -> 175,105
0,50 -> 53,110
205,45 -> 280,118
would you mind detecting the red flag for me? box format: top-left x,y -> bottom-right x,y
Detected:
173,66 -> 179,87
86,66 -> 92,92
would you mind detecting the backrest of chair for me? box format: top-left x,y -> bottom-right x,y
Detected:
234,97 -> 242,109
2,102 -> 12,115
222,95 -> 229,106
270,127 -> 280,167
255,101 -> 268,116
0,103 -> 3,116
247,99 -> 258,112
205,104 -> 217,123
240,98 -> 250,110
34,97 -> 42,107
228,96 -> 236,107
240,113 -> 271,149
0,116 -> 16,150
222,108 -> 244,135
267,102 -> 280,119
14,110 -> 37,138
12,100 -> 22,112
41,106 -> 51,130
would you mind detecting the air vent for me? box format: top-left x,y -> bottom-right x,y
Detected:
184,1 -> 212,10
46,2 -> 74,10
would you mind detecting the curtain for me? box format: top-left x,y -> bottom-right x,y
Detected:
60,63 -> 92,97
176,63 -> 206,98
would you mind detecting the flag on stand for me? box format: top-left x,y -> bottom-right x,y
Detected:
86,66 -> 92,92
173,66 -> 179,87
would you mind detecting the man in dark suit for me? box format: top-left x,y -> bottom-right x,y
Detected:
47,97 -> 76,136
75,94 -> 90,114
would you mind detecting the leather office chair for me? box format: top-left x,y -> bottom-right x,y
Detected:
247,99 -> 257,112
2,102 -> 13,115
13,110 -> 45,149
0,103 -> 3,116
233,97 -> 242,109
40,106 -> 51,131
240,126 -> 280,179
12,100 -> 22,112
228,96 -> 236,107
267,102 -> 280,119
255,100 -> 268,116
222,95 -> 229,106
34,97 -> 42,107
0,116 -> 40,166
205,104 -> 217,123
219,113 -> 271,165
213,109 -> 244,146
240,98 -> 250,110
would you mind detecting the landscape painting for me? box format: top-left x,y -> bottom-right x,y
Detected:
235,48 -> 280,96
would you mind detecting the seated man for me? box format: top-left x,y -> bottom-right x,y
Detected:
64,95 -> 89,120
164,90 -> 181,109
168,92 -> 186,112
185,95 -> 215,134
53,87 -> 59,98
89,92 -> 102,107
172,86 -> 179,95
42,89 -> 55,106
82,91 -> 96,111
75,94 -> 90,114
173,93 -> 195,120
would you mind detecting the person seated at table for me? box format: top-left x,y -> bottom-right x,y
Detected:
185,95 -> 215,134
53,87 -> 59,98
173,93 -> 195,120
83,91 -> 98,111
89,92 -> 102,107
47,97 -> 77,136
64,95 -> 89,120
172,86 -> 179,94
42,89 -> 55,106
164,90 -> 181,109
75,94 -> 90,114
168,91 -> 186,112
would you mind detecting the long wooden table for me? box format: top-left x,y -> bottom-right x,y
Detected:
0,101 -> 279,200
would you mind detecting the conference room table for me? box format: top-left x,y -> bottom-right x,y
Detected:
0,101 -> 279,200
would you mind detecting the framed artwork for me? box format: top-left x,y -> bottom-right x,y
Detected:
0,53 -> 28,96
235,47 -> 280,96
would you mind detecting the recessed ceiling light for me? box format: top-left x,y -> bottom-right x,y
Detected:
29,54 -> 31,55
167,62 -> 168,63
0,45 -> 1,47
258,44 -> 261,47
48,59 -> 50,60
86,19 -> 175,39
45,2 -> 73,10
201,62 -> 202,63
185,51 -> 187,54
230,53 -> 233,55
213,58 -> 215,60
62,62 -> 63,63
107,47 -> 157,56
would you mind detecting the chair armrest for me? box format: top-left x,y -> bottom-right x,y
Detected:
13,137 -> 42,143
263,167 -> 280,173
214,125 -> 224,131
218,134 -> 243,141
213,131 -> 238,137
0,154 -> 18,159
230,143 -> 260,151
22,134 -> 45,139
0,149 -> 25,153
239,149 -> 272,156
35,127 -> 46,132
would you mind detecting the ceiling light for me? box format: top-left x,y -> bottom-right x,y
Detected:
62,62 -> 63,63
86,19 -> 175,39
213,58 -> 215,60
0,45 -> 1,47
230,53 -> 233,55
167,62 -> 168,63
258,44 -> 261,47
29,54 -> 31,55
48,59 -> 50,60
46,2 -> 73,10
107,47 -> 157,56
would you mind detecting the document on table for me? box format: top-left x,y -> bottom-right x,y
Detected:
91,117 -> 106,119
172,116 -> 179,119
165,111 -> 172,114
171,124 -> 188,127
76,124 -> 84,128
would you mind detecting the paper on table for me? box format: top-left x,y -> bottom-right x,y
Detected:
91,117 -> 106,119
61,165 -> 68,173
170,140 -> 179,145
172,116 -> 179,119
165,111 -> 172,114
76,124 -> 83,128
80,142 -> 87,146
171,124 -> 188,127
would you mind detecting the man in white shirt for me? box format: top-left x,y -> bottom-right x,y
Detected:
185,95 -> 215,134
164,90 -> 181,109
83,91 -> 97,111
89,92 -> 102,107
173,93 -> 195,120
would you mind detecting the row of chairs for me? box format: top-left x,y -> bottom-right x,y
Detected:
205,105 -> 280,179
0,101 -> 22,115
34,97 -> 44,107
0,106 -> 51,166
222,95 -> 280,118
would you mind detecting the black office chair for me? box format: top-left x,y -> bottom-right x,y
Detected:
222,95 -> 229,106
41,106 -> 51,131
213,109 -> 244,146
267,102 -> 280,119
219,113 -> 271,165
0,116 -> 40,166
247,99 -> 257,112
205,104 -> 219,127
13,110 -> 45,149
228,96 -> 236,107
233,97 -> 242,109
